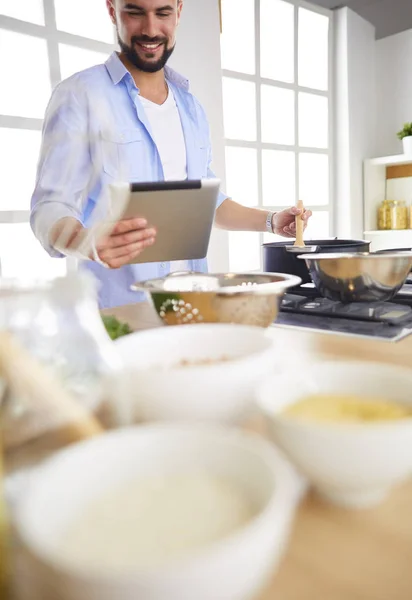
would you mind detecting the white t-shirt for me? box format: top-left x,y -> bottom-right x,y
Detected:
139,88 -> 190,272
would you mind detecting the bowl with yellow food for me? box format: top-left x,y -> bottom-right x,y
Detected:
256,361 -> 412,508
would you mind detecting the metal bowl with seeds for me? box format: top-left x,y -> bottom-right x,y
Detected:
131,272 -> 301,328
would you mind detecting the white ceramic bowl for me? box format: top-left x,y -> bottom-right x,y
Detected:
256,361 -> 412,508
113,324 -> 277,425
12,425 -> 301,600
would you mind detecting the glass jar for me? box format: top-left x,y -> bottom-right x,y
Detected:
378,199 -> 392,230
0,272 -> 122,447
378,199 -> 408,230
390,200 -> 408,230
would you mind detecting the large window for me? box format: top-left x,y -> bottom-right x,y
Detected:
0,0 -> 115,279
220,0 -> 333,271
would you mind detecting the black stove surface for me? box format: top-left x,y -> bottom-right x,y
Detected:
275,281 -> 412,341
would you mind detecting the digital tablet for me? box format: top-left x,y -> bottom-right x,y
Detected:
107,179 -> 220,265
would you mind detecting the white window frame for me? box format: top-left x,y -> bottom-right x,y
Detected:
221,0 -> 334,269
0,0 -> 116,275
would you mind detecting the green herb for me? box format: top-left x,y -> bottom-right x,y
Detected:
101,315 -> 132,340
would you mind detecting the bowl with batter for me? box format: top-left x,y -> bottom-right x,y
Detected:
12,424 -> 303,600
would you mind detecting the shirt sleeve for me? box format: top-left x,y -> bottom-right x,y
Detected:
193,97 -> 229,209
30,79 -> 96,257
207,165 -> 228,209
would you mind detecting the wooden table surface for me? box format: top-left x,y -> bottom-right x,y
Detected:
7,302 -> 412,599
106,302 -> 412,600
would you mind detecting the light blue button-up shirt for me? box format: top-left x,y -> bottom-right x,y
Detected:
31,52 -> 228,308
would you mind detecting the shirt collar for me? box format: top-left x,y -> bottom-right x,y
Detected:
105,52 -> 189,91
164,66 -> 189,91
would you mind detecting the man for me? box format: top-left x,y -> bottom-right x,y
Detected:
31,0 -> 312,308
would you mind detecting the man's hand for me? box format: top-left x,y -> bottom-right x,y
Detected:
272,206 -> 312,237
50,216 -> 156,268
94,218 -> 156,269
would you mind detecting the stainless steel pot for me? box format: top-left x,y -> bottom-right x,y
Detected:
299,252 -> 412,303
263,239 -> 371,284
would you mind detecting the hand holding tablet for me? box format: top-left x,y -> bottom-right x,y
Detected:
52,179 -> 220,268
107,179 -> 220,265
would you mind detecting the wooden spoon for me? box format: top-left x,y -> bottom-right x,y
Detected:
286,199 -> 318,254
294,199 -> 305,248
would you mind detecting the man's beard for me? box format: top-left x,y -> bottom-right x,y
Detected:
117,33 -> 175,73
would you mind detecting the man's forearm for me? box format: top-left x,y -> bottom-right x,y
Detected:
50,217 -> 83,249
214,199 -> 311,238
214,199 -> 270,232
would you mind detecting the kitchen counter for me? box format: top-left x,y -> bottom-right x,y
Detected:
105,302 -> 412,600
6,301 -> 412,600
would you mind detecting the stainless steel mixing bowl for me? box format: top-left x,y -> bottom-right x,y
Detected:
299,252 -> 412,302
131,272 -> 301,327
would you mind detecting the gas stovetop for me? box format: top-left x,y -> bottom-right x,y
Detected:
275,280 -> 412,342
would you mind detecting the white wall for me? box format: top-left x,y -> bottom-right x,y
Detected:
376,29 -> 412,157
333,8 -> 350,238
169,0 -> 229,271
334,7 -> 376,239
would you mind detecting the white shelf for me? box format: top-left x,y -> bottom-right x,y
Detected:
365,154 -> 412,167
363,229 -> 412,251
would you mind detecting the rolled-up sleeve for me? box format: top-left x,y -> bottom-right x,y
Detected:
194,97 -> 229,209
30,80 -> 94,256
207,165 -> 228,208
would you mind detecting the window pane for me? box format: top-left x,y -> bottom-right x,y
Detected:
299,153 -> 329,206
0,30 -> 51,118
299,8 -> 329,91
54,0 -> 114,43
0,0 -> 44,25
220,0 -> 255,75
225,147 -> 258,207
304,210 -> 330,239
229,232 -> 261,271
263,231 -> 286,244
0,129 -> 41,211
299,93 -> 328,149
262,150 -> 295,207
260,0 -> 294,83
261,86 -> 294,145
222,78 -> 257,141
59,44 -> 110,80
0,224 -> 67,279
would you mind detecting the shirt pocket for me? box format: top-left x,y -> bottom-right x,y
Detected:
101,128 -> 144,180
